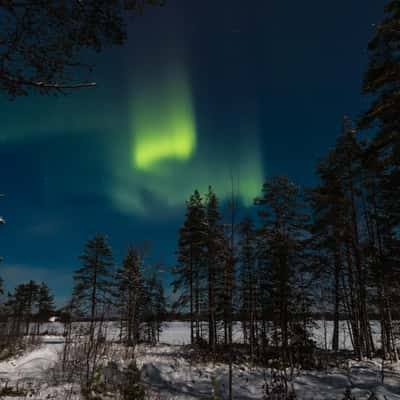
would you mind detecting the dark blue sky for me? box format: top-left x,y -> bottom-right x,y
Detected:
0,1 -> 384,305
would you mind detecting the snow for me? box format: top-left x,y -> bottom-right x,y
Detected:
136,343 -> 265,399
159,321 -> 191,345
159,321 -> 384,351
135,343 -> 400,399
35,320 -> 386,351
0,323 -> 399,399
0,337 -> 63,382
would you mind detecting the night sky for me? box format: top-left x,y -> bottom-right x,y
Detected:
0,1 -> 384,305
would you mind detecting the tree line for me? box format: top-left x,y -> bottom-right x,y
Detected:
0,281 -> 55,349
172,0 -> 400,366
61,234 -> 166,392
0,235 -> 165,378
69,234 -> 166,347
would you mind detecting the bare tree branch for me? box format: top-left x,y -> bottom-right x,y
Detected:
0,72 -> 96,90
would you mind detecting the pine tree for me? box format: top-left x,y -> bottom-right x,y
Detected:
238,217 -> 258,360
309,148 -> 350,352
172,190 -> 207,345
115,246 -> 143,347
72,233 -> 114,329
332,119 -> 374,358
35,282 -> 55,334
255,176 -> 312,365
22,280 -> 39,336
351,142 -> 399,360
310,118 -> 376,358
5,286 -> 28,341
4,281 -> 40,340
204,186 -> 224,350
360,0 -> 400,360
0,1 -> 164,97
72,233 -> 114,389
361,0 -> 400,159
142,273 -> 166,344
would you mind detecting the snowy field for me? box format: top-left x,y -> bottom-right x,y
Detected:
158,320 -> 382,350
0,322 -> 399,399
35,320 -> 384,350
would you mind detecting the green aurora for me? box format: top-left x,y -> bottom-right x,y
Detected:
130,65 -> 197,172
110,60 -> 264,216
0,58 -> 265,217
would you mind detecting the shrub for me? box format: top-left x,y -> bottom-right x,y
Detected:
120,361 -> 146,400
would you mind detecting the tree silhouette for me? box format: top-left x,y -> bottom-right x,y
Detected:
0,0 -> 164,96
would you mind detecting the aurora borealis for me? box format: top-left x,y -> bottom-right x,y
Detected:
110,56 -> 264,215
130,63 -> 197,172
0,0 -> 383,302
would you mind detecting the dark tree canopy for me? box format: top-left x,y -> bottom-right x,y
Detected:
361,0 -> 400,149
72,233 -> 114,319
0,0 -> 164,96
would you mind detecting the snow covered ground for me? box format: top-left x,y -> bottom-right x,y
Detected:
137,344 -> 400,399
159,320 -> 383,351
35,320 -> 384,350
0,322 -> 398,399
0,338 -> 62,383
